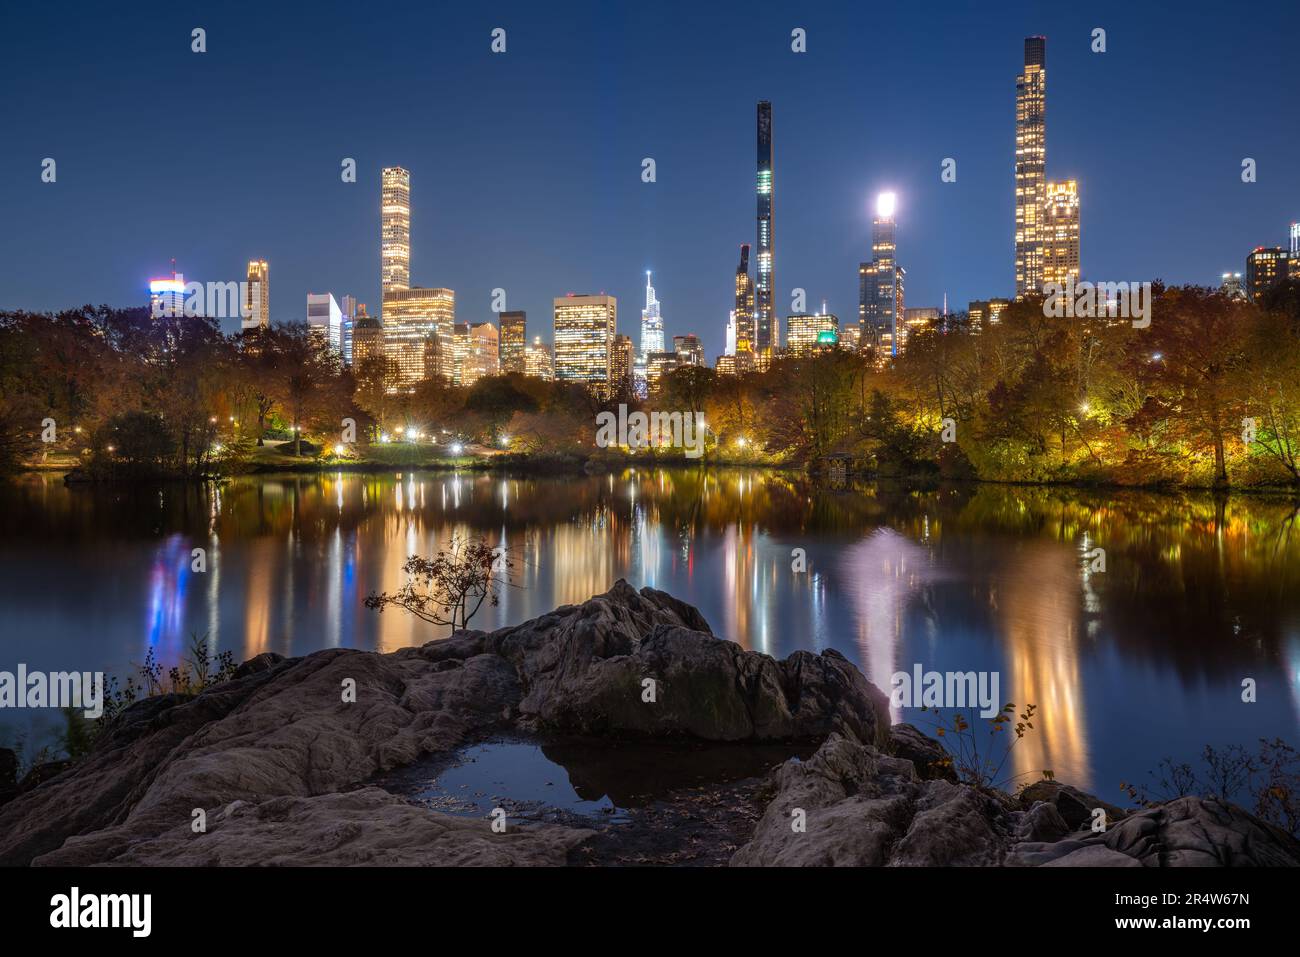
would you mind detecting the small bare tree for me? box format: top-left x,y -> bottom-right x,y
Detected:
364,536 -> 514,629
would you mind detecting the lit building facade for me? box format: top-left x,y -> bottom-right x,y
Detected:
611,333 -> 634,396
1042,180 -> 1080,289
673,333 -> 704,367
149,273 -> 186,318
645,350 -> 678,396
636,271 -> 665,393
735,243 -> 755,351
968,298 -> 1011,329
383,286 -> 455,390
860,193 -> 905,356
306,293 -> 343,353
553,294 -> 616,397
244,260 -> 269,330
499,311 -> 527,373
351,311 -> 383,368
381,167 -> 411,295
457,321 -> 500,387
787,311 -> 839,356
1246,247 -> 1288,302
1015,36 -> 1047,298
902,307 -> 940,343
1220,273 -> 1246,300
524,336 -> 554,380
755,101 -> 776,357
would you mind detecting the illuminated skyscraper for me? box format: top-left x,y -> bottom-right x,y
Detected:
499,311 -> 527,373
456,321 -> 499,387
351,311 -> 384,368
383,286 -> 455,390
244,260 -> 269,330
1246,247 -> 1288,302
149,272 -> 186,318
524,336 -> 553,380
611,333 -> 635,396
553,294 -> 616,397
673,333 -> 703,367
734,243 -> 755,348
1015,37 -> 1047,298
635,271 -> 665,392
756,101 -> 776,355
1042,180 -> 1080,289
339,294 -> 358,364
381,167 -> 411,295
306,293 -> 343,353
860,192 -> 905,356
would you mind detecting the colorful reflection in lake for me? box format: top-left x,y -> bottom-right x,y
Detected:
1,469 -> 1298,791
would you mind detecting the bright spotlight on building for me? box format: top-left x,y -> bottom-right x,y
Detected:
876,191 -> 897,219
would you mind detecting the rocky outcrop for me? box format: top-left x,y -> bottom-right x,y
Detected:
731,732 -> 1300,868
0,581 -> 888,867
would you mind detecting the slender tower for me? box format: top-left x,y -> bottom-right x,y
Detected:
734,243 -> 755,344
640,271 -> 665,358
1014,37 -> 1047,298
381,167 -> 411,296
756,101 -> 775,356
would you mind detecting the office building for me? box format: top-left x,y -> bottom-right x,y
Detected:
553,294 -> 617,397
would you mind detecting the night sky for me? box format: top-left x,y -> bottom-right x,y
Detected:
2,0 -> 1296,357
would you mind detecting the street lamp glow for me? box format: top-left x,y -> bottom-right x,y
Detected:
876,191 -> 897,219
450,442 -> 464,455
334,444 -> 347,456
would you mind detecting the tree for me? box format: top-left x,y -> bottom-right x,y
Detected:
364,536 -> 514,629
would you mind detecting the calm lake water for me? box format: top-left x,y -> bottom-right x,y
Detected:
1,468 -> 1298,793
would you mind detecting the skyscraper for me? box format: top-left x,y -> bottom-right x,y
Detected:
381,167 -> 411,296
306,293 -> 343,353
499,311 -> 527,373
339,294 -> 358,364
524,336 -> 554,380
755,101 -> 776,356
1015,37 -> 1047,298
734,243 -> 755,348
553,294 -> 617,397
1041,179 -> 1080,289
1246,247 -> 1288,301
860,192 -> 905,357
611,333 -> 635,397
244,260 -> 269,330
351,311 -> 384,369
383,286 -> 455,389
639,271 -> 665,361
673,334 -> 703,367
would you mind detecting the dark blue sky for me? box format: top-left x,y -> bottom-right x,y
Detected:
2,0 -> 1296,357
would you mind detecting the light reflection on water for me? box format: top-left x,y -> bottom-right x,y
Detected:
0,468 -> 1298,791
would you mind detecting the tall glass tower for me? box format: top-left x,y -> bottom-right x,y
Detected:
638,270 -> 665,367
756,101 -> 775,356
381,166 -> 411,296
1014,37 -> 1047,298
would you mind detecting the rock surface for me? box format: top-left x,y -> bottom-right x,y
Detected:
1,580 -> 1294,867
732,732 -> 1300,867
0,581 -> 888,866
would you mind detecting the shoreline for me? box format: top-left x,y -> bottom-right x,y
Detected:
19,456 -> 1300,498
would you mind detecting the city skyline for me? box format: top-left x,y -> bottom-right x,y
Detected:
3,1 -> 1298,361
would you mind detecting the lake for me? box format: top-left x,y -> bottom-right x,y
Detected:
1,468 -> 1297,794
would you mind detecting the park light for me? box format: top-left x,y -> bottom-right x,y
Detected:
1079,401 -> 1091,415
736,436 -> 748,448
450,442 -> 464,455
212,443 -> 224,453
334,444 -> 347,456
379,432 -> 390,443
499,435 -> 510,447
404,426 -> 415,438
105,445 -> 115,453
876,191 -> 897,219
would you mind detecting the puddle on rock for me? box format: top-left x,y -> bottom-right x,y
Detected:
372,735 -> 813,864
